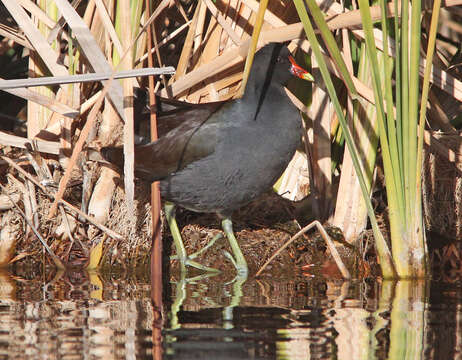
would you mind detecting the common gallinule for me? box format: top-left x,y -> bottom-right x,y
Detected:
95,43 -> 312,276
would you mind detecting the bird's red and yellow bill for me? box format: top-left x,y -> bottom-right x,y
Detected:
289,55 -> 314,82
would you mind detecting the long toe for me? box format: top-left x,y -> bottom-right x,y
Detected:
184,258 -> 221,273
186,233 -> 224,260
170,254 -> 221,273
223,250 -> 249,277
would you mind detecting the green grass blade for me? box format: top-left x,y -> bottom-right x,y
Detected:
305,0 -> 358,100
357,0 -> 403,232
393,0 -> 404,193
407,0 -> 422,220
379,0 -> 405,219
400,0 -> 410,217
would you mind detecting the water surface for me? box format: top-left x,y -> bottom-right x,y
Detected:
0,269 -> 461,359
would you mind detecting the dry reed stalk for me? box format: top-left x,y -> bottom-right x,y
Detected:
146,0 -> 162,292
187,4 -> 226,102
58,204 -> 75,243
26,180 -> 39,228
0,130 -> 60,155
17,0 -> 56,28
93,0 -> 124,56
53,0 -> 125,117
203,0 -> 242,45
7,174 -> 33,237
332,53 -> 380,243
175,2 -> 201,79
331,19 -> 370,241
86,0 -> 119,234
0,84 -> 78,118
276,151 -> 310,201
120,0 -> 135,215
135,20 -> 191,66
88,166 -> 118,224
3,0 -> 68,147
0,23 -> 32,48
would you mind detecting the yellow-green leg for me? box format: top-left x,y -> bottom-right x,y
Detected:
165,202 -> 220,273
222,218 -> 248,277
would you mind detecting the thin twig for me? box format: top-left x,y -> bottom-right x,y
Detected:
135,21 -> 191,66
0,67 -> 175,90
255,220 -> 351,279
26,179 -> 39,228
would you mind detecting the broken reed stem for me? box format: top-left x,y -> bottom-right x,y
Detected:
58,204 -> 75,243
0,182 -> 64,269
255,220 -> 351,279
0,154 -> 124,241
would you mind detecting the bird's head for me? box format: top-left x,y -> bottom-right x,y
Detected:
250,43 -> 313,93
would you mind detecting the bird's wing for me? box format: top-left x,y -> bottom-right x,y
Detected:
156,102 -> 223,137
134,87 -> 224,137
101,114 -> 221,182
140,115 -> 221,181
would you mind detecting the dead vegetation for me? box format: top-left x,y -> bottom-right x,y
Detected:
0,0 -> 462,278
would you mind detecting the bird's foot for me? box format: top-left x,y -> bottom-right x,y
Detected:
223,250 -> 249,278
171,256 -> 221,273
170,232 -> 223,261
185,258 -> 221,273
189,233 -> 223,260
170,233 -> 223,273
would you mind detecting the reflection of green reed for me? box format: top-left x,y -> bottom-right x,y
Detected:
332,280 -> 427,359
369,280 -> 394,359
388,280 -> 427,360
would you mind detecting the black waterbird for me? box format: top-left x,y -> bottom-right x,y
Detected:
94,43 -> 313,276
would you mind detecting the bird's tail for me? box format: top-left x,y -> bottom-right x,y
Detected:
87,147 -> 124,169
